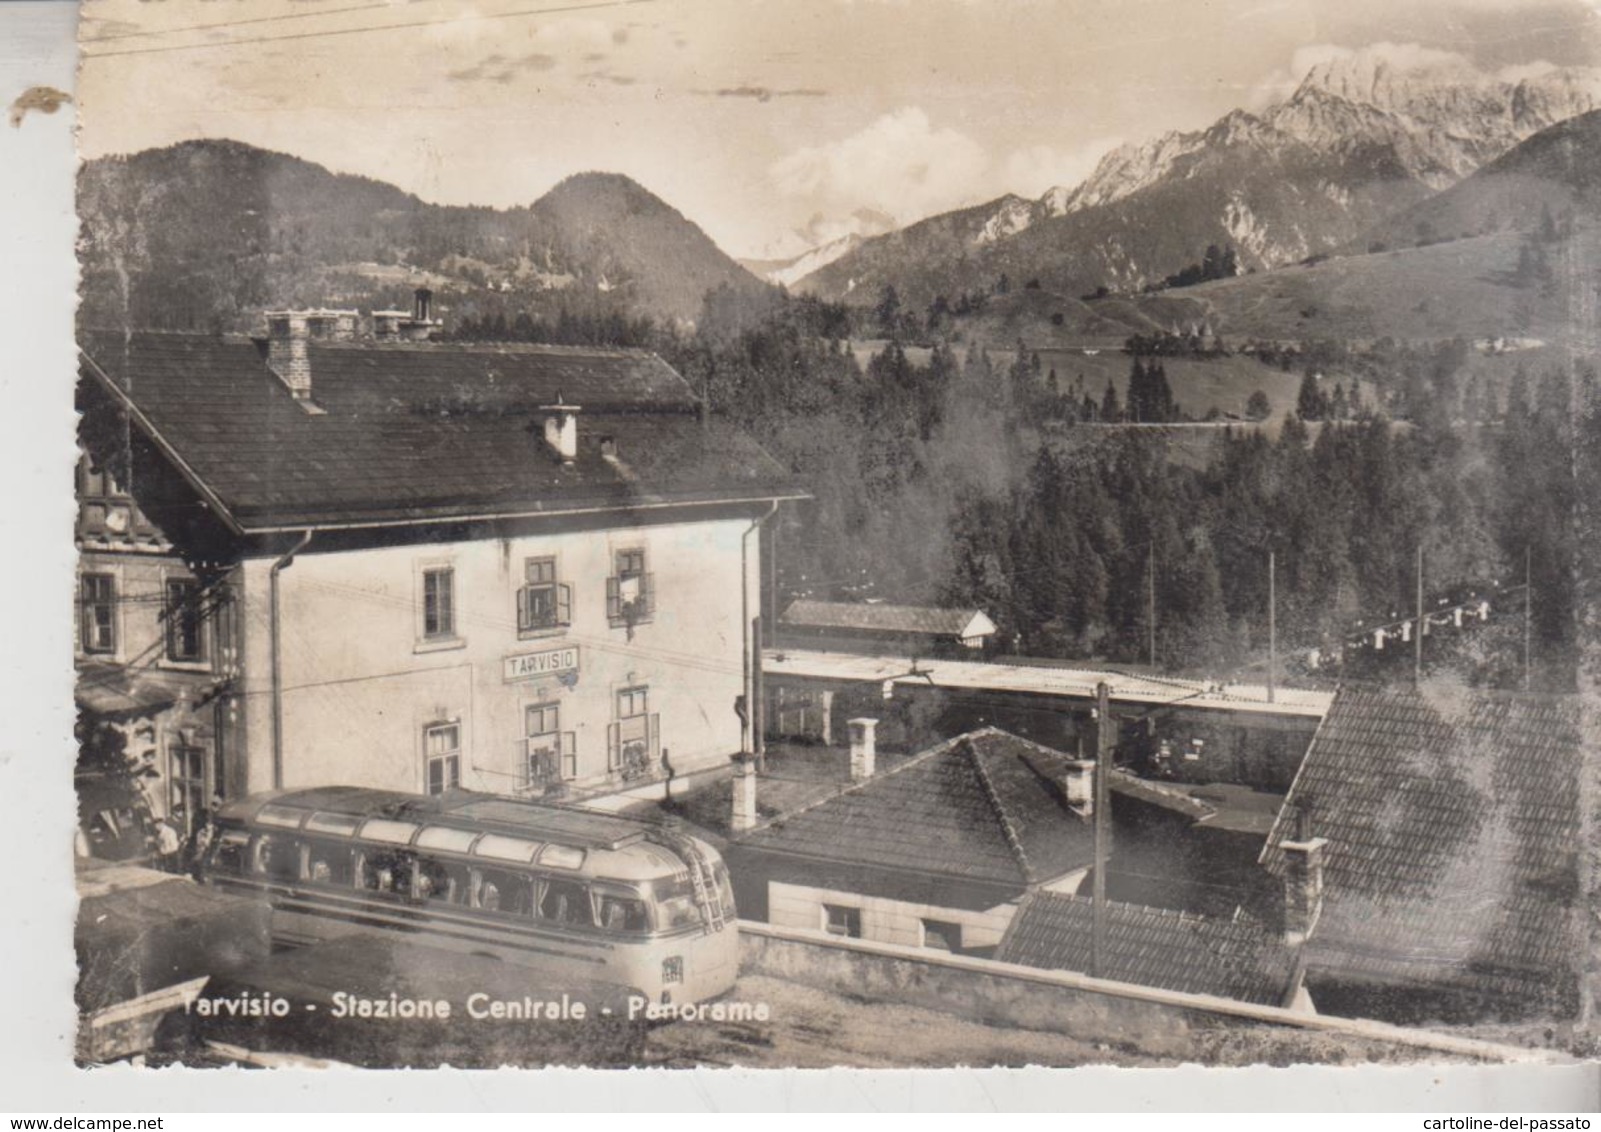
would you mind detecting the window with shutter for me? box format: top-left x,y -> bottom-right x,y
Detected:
607,548 -> 653,631
524,704 -> 578,789
611,687 -> 658,780
517,557 -> 570,636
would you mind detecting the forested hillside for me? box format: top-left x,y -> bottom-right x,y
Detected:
648,288 -> 1590,691
77,140 -> 764,331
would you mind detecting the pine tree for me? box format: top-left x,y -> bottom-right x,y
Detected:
1296,370 -> 1325,421
1329,382 -> 1348,421
1152,361 -> 1175,422
875,284 -> 902,337
1101,378 -> 1122,423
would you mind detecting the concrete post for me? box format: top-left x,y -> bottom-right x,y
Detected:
848,718 -> 878,781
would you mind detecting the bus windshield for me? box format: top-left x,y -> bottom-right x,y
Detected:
650,876 -> 704,931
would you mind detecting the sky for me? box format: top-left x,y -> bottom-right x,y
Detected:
76,0 -> 1601,260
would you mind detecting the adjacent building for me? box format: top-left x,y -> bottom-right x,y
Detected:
995,890 -> 1306,1009
763,647 -> 1330,791
75,435 -> 239,844
775,599 -> 996,656
1260,685 -> 1583,1021
725,726 -> 1101,956
76,305 -> 803,831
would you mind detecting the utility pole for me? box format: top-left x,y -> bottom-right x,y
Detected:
1414,544 -> 1424,686
1091,681 -> 1111,980
1525,546 -> 1533,693
1147,546 -> 1157,669
1267,550 -> 1276,704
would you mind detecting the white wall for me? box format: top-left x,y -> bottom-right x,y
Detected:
237,513 -> 758,796
768,880 -> 1018,952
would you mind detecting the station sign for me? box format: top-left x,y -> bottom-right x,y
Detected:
503,645 -> 580,683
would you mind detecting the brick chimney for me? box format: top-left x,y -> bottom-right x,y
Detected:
265,312 -> 313,400
540,397 -> 581,464
730,753 -> 758,833
1281,835 -> 1328,946
1063,758 -> 1096,817
848,718 -> 878,781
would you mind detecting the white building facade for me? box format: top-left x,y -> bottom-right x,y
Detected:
241,509 -> 767,796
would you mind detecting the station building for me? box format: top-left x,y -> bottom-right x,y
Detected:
76,300 -> 802,832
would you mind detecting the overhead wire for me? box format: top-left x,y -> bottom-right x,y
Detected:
80,0 -> 661,60
80,1 -> 424,44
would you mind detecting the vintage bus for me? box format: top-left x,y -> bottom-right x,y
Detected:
198,786 -> 738,1005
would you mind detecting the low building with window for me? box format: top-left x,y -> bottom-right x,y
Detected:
723,727 -> 1102,956
76,308 -> 802,816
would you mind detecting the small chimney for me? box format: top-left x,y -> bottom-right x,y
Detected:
540,396 -> 581,464
1281,835 -> 1328,946
265,312 -> 312,400
730,753 -> 758,833
1063,758 -> 1096,817
848,718 -> 878,781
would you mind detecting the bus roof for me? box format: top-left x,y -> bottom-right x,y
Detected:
213,787 -> 708,882
223,787 -> 649,850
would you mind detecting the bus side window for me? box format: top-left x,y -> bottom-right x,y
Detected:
253,834 -> 301,883
358,849 -> 414,896
416,856 -> 468,904
305,841 -> 353,887
210,831 -> 250,876
474,868 -> 532,916
539,878 -> 594,927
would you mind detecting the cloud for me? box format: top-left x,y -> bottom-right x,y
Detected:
701,85 -> 828,102
800,207 -> 898,245
770,107 -> 989,226
1496,59 -> 1562,82
1247,40 -> 1478,107
1001,137 -> 1122,199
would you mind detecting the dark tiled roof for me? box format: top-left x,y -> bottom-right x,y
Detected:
737,728 -> 1094,889
1261,685 -> 1582,1004
1106,769 -> 1215,821
1110,773 -> 1284,836
994,890 -> 1301,1007
80,331 -> 801,531
779,599 -> 989,637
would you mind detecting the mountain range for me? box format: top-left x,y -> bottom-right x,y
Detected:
789,56 -> 1601,307
77,140 -> 764,332
74,56 -> 1601,343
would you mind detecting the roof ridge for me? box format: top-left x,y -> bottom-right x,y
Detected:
314,338 -> 659,358
965,735 -> 1037,883
734,730 -> 972,839
788,598 -> 977,613
1037,887 -> 1267,929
